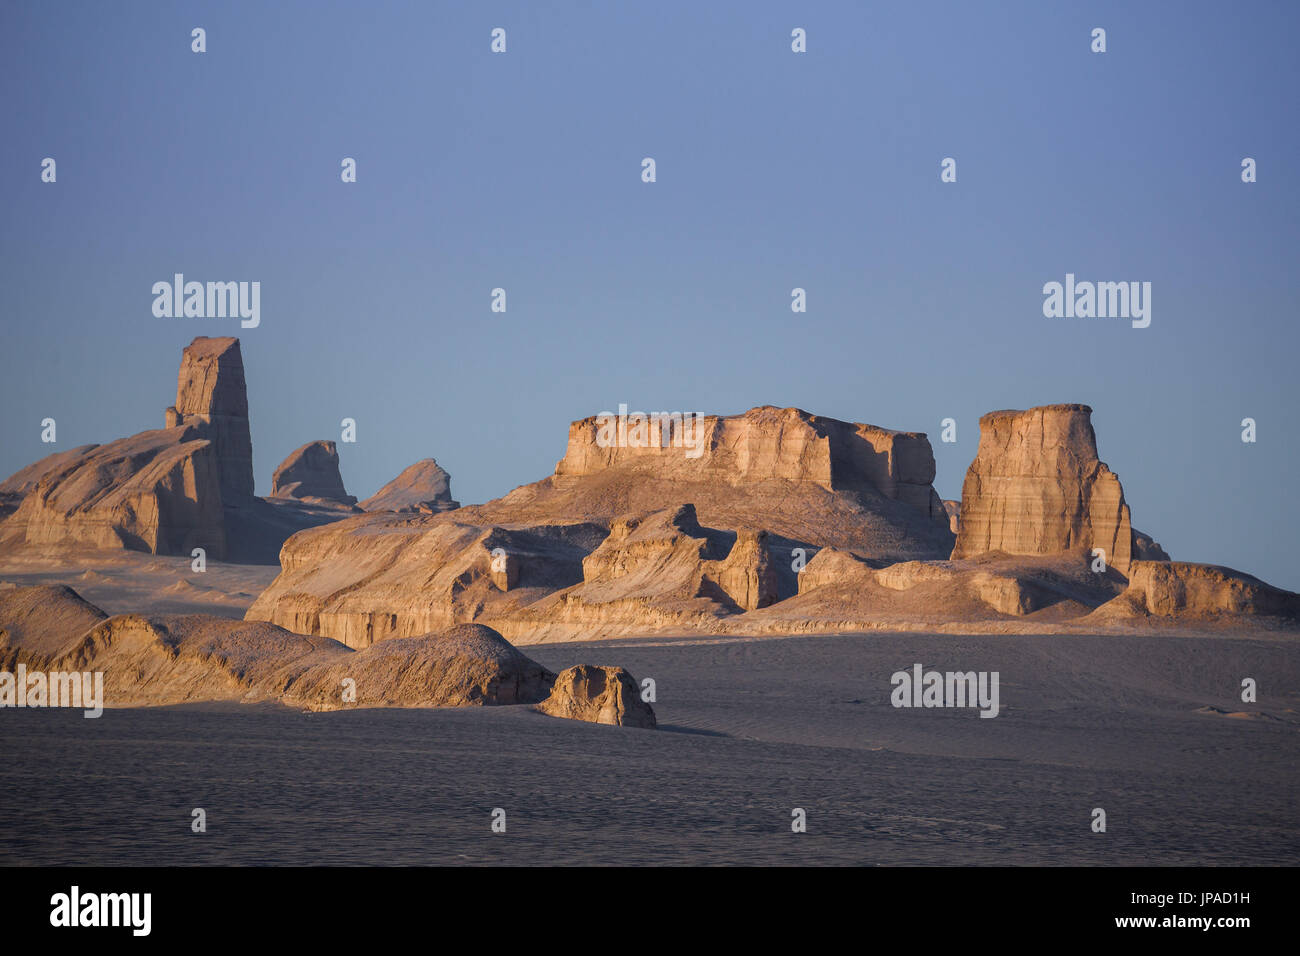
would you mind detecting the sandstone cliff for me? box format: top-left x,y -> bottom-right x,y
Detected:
164,336 -> 254,505
951,405 -> 1136,573
0,427 -> 229,557
247,406 -> 956,645
555,405 -> 950,528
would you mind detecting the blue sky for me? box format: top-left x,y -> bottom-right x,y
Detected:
2,0 -> 1297,588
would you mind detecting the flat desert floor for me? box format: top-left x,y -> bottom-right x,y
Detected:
2,631 -> 1296,865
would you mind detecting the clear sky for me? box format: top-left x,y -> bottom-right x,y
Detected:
2,1 -> 1297,589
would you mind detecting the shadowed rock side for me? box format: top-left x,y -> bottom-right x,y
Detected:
0,585 -> 655,725
952,404 -> 1136,573
537,665 -> 657,729
248,406 -> 957,644
164,336 -> 254,505
1133,529 -> 1171,562
360,458 -> 459,513
270,440 -> 357,506
0,337 -> 361,564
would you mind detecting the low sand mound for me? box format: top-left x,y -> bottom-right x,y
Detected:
742,548 -> 1129,632
48,614 -> 552,710
537,665 -> 657,728
0,584 -> 108,665
286,624 -> 556,710
1,587 -> 648,724
1089,561 -> 1300,622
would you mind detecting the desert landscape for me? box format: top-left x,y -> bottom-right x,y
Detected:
1,337 -> 1296,866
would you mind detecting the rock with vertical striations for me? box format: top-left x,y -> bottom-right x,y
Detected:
951,404 -> 1136,574
164,336 -> 254,506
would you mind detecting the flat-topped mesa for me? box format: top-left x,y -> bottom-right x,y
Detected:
164,336 -> 254,505
952,404 -> 1135,573
270,440 -> 357,506
554,405 -> 948,526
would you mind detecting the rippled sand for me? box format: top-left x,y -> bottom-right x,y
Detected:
2,632 -> 1296,865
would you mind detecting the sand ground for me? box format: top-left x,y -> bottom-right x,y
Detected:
2,631 -> 1295,865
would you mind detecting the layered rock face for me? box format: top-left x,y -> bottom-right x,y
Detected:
248,406 -> 957,645
951,405 -> 1135,573
537,665 -> 657,728
246,514 -> 609,648
0,427 -> 228,557
556,405 -> 950,527
164,337 -> 254,505
360,459 -> 459,513
270,440 -> 357,506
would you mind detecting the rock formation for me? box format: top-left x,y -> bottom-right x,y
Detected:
1133,529 -> 1171,562
789,546 -> 1126,620
360,459 -> 459,513
0,427 -> 229,557
270,440 -> 357,506
537,665 -> 657,728
247,406 -> 958,645
164,337 -> 254,505
555,405 -> 951,528
943,499 -> 960,534
0,583 -> 108,666
0,337 -> 357,563
0,585 -> 655,724
1092,562 -> 1300,620
951,405 -> 1136,573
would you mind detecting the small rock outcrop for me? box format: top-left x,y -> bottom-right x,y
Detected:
943,499 -> 960,534
951,404 -> 1136,573
288,623 -> 555,708
270,440 -> 356,506
537,664 -> 657,728
360,458 -> 459,513
1133,529 -> 1171,562
1093,562 -> 1300,619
